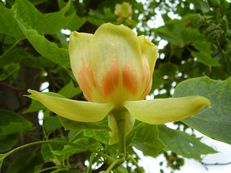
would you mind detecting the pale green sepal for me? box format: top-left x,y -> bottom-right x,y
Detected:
108,109 -> 135,145
124,96 -> 211,124
28,89 -> 114,122
108,114 -> 119,145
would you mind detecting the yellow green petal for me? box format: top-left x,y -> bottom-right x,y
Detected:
90,23 -> 142,72
124,96 -> 211,124
28,89 -> 114,122
69,31 -> 93,81
138,35 -> 158,74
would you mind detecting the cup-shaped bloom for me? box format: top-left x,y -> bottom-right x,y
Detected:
28,23 -> 211,144
69,23 -> 157,106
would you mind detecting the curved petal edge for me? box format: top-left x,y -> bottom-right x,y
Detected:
28,89 -> 114,122
124,96 -> 211,124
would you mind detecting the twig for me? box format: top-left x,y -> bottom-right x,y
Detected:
200,161 -> 231,170
202,161 -> 231,166
0,81 -> 27,92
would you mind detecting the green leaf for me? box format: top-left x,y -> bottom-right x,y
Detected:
132,123 -> 165,157
158,125 -> 216,160
0,109 -> 32,153
23,100 -> 44,113
15,18 -> 70,68
191,51 -> 221,67
58,81 -> 82,98
68,15 -> 87,31
192,41 -> 221,66
60,117 -> 108,130
52,138 -> 102,156
13,0 -> 75,34
124,96 -> 210,124
152,63 -> 178,90
174,77 -> 231,144
6,151 -> 42,173
154,20 -> 202,46
0,46 -> 55,69
0,47 -> 31,67
154,17 -> 220,67
0,3 -> 23,39
28,90 -> 114,122
83,129 -> 110,144
0,63 -> 20,80
41,143 -> 54,162
0,154 -> 5,170
43,116 -> 62,132
0,109 -> 32,136
0,135 -> 18,152
41,139 -> 65,162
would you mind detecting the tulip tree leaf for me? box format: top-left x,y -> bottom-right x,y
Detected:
43,116 -> 62,132
192,41 -> 220,67
191,51 -> 221,67
23,99 -> 45,113
154,16 -> 220,67
5,151 -> 43,173
0,135 -> 18,152
0,154 -> 5,170
51,138 -> 102,156
0,109 -> 32,154
58,81 -> 82,98
152,63 -> 178,90
13,0 -> 75,34
174,76 -> 231,144
15,18 -> 70,68
0,3 -> 24,39
60,117 -> 108,130
154,20 -> 202,47
158,125 -> 216,160
41,143 -> 55,162
131,123 -> 165,157
0,47 -> 32,67
41,138 -> 68,162
0,109 -> 32,136
83,129 -> 110,144
0,63 -> 20,80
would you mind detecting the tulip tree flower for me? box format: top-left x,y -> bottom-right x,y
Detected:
28,23 -> 210,147
114,2 -> 132,19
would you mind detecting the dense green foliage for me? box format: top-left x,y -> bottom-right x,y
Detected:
0,0 -> 230,172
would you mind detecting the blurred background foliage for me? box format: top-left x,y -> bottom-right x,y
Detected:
0,0 -> 230,172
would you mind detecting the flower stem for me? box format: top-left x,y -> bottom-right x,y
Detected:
104,158 -> 124,173
128,155 -> 144,173
114,109 -> 127,157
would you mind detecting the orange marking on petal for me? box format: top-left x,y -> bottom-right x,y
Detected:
122,63 -> 138,95
77,70 -> 92,100
77,62 -> 97,101
86,64 -> 97,88
102,58 -> 119,96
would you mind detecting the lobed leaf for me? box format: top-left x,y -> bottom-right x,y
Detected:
159,125 -> 216,160
174,76 -> 231,144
